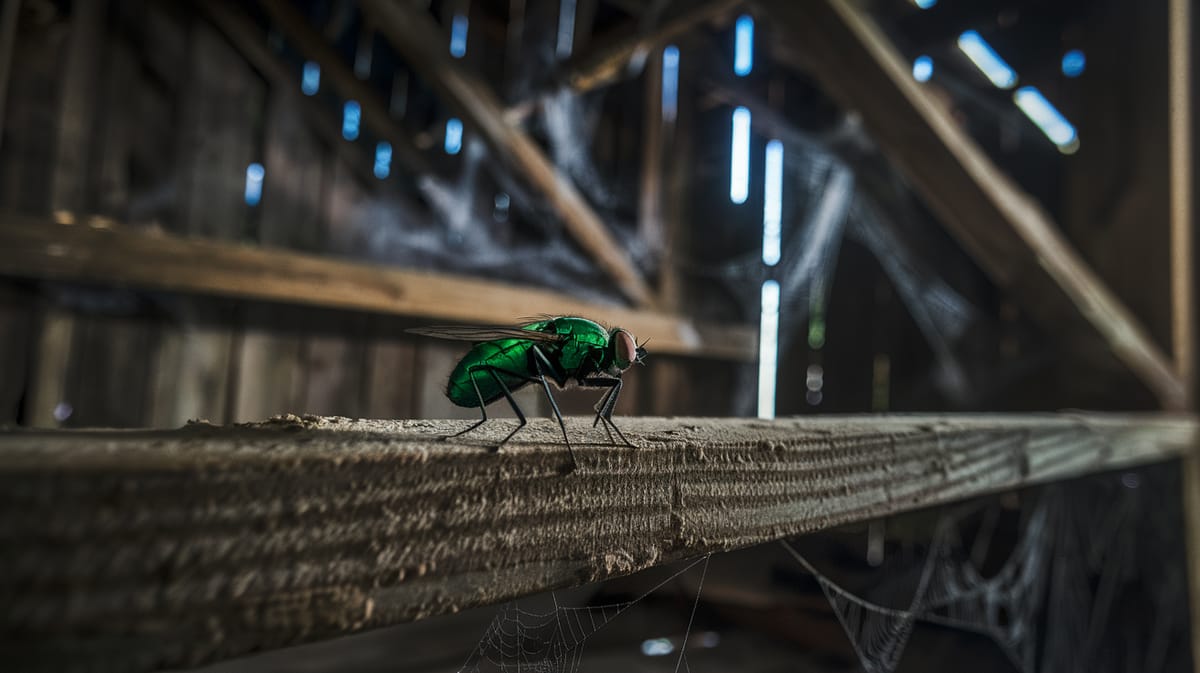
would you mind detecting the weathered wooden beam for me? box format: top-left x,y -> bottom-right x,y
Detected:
1169,0 -> 1196,406
357,0 -> 655,307
759,0 -> 1188,409
254,0 -> 429,176
1167,1 -> 1200,670
503,0 -> 741,125
2,413 -> 1195,671
0,214 -> 754,360
558,0 -> 741,95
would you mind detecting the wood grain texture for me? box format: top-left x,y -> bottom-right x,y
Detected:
760,0 -> 1187,409
0,413 -> 1194,672
0,215 -> 755,361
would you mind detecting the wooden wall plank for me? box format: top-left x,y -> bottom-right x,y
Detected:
0,283 -> 32,424
363,329 -> 418,420
232,88 -> 327,423
150,18 -> 264,427
25,2 -> 105,428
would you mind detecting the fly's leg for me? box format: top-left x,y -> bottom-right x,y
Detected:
581,377 -> 634,448
449,367 -> 492,438
531,348 -> 576,466
453,366 -> 531,449
476,367 -> 532,448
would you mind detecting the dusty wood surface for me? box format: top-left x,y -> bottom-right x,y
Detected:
761,0 -> 1188,409
358,0 -> 654,307
1,413 -> 1195,672
0,214 -> 755,360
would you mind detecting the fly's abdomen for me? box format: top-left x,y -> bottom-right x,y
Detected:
445,340 -> 534,408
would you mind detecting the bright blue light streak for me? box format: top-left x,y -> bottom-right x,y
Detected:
244,163 -> 264,206
758,279 -> 780,419
762,140 -> 783,266
734,15 -> 753,76
342,100 -> 361,140
913,0 -> 937,8
912,55 -> 934,82
450,13 -> 468,58
1061,49 -> 1086,77
662,45 -> 680,123
374,141 -> 392,179
301,61 -> 320,96
556,0 -> 577,59
1013,86 -> 1079,153
444,117 -> 464,155
957,30 -> 1018,88
641,639 -> 674,656
730,107 -> 751,204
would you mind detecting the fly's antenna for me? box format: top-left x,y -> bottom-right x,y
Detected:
635,338 -> 649,364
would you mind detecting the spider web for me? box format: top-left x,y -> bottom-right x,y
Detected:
458,555 -> 711,673
782,469 -> 1188,673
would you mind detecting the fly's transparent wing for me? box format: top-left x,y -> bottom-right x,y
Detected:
405,325 -> 563,343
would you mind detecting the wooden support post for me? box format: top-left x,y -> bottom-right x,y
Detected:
357,0 -> 655,307
1168,1 -> 1200,671
0,0 -> 21,155
0,215 -> 757,361
27,1 -> 105,427
1170,0 -> 1196,407
1,413 -> 1195,671
759,0 -> 1188,409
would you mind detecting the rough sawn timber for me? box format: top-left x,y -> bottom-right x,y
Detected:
1,413 -> 1196,672
0,214 -> 755,361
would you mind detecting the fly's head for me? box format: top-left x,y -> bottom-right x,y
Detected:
608,328 -> 647,375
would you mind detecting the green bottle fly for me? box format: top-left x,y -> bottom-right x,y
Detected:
408,316 -> 646,464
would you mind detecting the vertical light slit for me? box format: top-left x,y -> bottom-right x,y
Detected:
662,45 -> 680,123
758,280 -> 780,419
730,106 -> 751,204
762,140 -> 783,265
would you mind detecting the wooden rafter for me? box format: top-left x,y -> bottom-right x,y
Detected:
504,0 -> 742,124
559,0 -> 741,95
357,0 -> 655,307
0,214 -> 755,360
759,0 -> 1188,409
3,413 -> 1195,671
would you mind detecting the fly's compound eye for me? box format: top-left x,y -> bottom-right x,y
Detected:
613,329 -> 638,370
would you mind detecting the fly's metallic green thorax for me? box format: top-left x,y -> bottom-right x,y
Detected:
406,315 -> 646,463
523,316 -> 610,374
